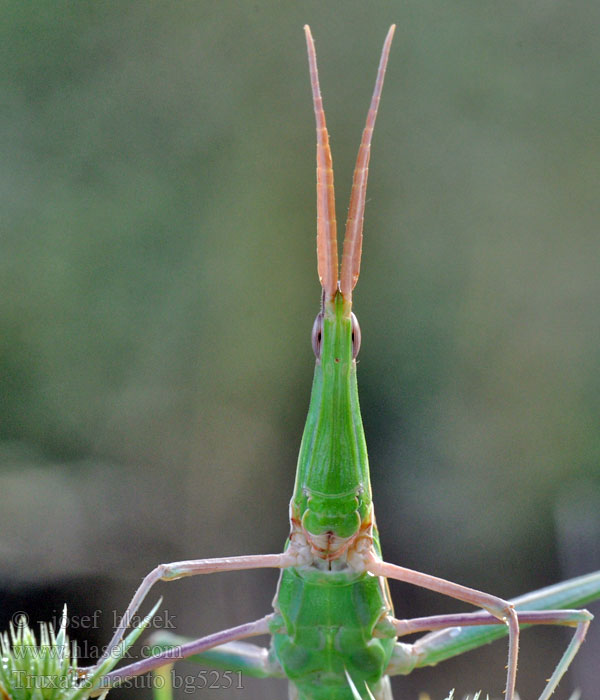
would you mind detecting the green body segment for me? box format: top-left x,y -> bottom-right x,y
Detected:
271,566 -> 396,700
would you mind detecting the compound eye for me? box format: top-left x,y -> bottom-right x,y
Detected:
351,312 -> 361,359
311,312 -> 324,359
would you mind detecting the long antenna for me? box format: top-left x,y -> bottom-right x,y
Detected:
340,25 -> 395,300
304,25 -> 338,301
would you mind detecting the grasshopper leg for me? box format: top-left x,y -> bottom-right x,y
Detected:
97,614 -> 279,689
388,607 -> 591,700
146,633 -> 285,679
366,555 -> 520,700
97,552 -> 293,667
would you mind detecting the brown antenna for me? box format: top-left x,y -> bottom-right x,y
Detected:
340,25 -> 395,301
304,25 -> 339,301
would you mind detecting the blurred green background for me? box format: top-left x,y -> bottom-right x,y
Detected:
1,2 -> 599,698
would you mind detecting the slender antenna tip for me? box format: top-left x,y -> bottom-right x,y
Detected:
339,23 -> 396,300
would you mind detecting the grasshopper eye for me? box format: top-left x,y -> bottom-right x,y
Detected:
351,312 -> 361,359
311,312 -> 324,359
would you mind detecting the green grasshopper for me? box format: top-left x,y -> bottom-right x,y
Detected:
86,26 -> 599,700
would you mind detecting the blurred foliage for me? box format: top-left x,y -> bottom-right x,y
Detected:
1,2 -> 599,699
